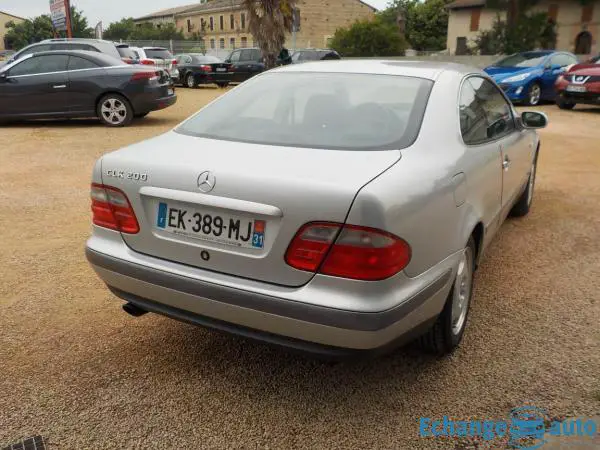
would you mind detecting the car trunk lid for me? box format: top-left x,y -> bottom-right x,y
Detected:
100,131 -> 400,287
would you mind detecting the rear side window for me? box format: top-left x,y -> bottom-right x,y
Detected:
176,72 -> 433,151
144,48 -> 173,59
9,55 -> 69,76
68,56 -> 100,70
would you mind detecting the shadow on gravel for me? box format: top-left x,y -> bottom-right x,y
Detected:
1,116 -> 178,129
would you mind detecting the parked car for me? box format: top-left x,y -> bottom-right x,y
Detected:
134,47 -> 178,83
86,60 -> 547,357
0,50 -> 176,127
115,44 -> 141,65
484,50 -> 578,105
223,47 -> 265,83
291,48 -> 341,64
175,54 -> 232,88
555,57 -> 600,109
0,38 -> 121,67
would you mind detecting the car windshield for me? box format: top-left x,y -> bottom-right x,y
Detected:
176,72 -> 433,150
144,48 -> 173,59
494,53 -> 548,67
192,55 -> 221,63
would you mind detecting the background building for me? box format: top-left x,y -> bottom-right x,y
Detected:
135,0 -> 375,51
1,10 -> 25,51
446,0 -> 600,55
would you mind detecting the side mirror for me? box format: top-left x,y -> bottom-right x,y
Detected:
521,111 -> 548,129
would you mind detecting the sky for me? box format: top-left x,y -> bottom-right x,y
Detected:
4,0 -> 391,27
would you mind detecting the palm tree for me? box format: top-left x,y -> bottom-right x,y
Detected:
243,0 -> 296,69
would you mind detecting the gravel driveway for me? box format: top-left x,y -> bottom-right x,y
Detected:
1,89 -> 599,449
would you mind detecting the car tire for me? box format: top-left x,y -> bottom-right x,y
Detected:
510,151 -> 538,217
556,97 -> 576,110
97,94 -> 133,127
186,73 -> 197,88
216,82 -> 228,88
524,82 -> 542,106
420,237 -> 476,355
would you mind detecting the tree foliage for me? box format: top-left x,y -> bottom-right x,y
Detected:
329,18 -> 408,57
378,0 -> 451,51
243,0 -> 295,69
475,10 -> 557,54
103,18 -> 185,41
4,7 -> 93,49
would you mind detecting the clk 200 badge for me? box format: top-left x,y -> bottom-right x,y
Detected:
106,170 -> 148,182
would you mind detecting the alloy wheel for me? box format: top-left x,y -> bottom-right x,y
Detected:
100,98 -> 127,125
451,246 -> 473,336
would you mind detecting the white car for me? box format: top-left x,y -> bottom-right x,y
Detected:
131,46 -> 179,83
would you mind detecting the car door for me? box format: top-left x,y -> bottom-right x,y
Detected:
471,76 -> 533,220
0,54 -> 69,117
459,77 -> 504,247
66,55 -> 104,115
227,50 -> 243,82
541,53 -> 576,99
177,54 -> 192,82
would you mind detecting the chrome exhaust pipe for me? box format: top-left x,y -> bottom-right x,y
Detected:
122,302 -> 148,317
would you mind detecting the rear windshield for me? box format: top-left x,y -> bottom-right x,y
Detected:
144,48 -> 173,59
176,72 -> 432,150
192,55 -> 221,63
117,47 -> 138,59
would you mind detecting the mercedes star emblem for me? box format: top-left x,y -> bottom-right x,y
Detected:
197,171 -> 216,193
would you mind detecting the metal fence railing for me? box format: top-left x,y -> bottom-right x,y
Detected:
121,40 -> 248,59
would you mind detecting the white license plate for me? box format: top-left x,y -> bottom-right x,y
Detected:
156,202 -> 265,249
216,67 -> 227,72
167,88 -> 174,95
566,85 -> 586,93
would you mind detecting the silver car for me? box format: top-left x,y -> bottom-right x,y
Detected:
86,60 -> 547,357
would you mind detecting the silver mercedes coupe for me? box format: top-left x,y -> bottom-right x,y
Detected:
86,60 -> 547,357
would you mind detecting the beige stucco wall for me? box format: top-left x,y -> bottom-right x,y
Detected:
1,12 -> 25,51
176,0 -> 375,50
447,0 -> 600,55
446,8 -> 505,54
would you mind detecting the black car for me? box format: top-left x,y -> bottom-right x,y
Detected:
175,54 -> 232,88
291,49 -> 341,64
1,38 -> 121,67
0,50 -> 176,127
223,48 -> 264,83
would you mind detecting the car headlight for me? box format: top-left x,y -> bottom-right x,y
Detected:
502,73 -> 531,83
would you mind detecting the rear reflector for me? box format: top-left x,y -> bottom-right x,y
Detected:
285,222 -> 411,281
91,183 -> 139,234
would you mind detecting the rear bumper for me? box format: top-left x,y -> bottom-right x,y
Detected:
85,234 -> 459,356
195,73 -> 233,84
133,93 -> 177,113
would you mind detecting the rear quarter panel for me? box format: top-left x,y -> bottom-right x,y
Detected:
345,70 -> 498,278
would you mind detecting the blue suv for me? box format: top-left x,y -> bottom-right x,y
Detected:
484,51 -> 578,105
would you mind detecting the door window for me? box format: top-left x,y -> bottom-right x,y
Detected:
229,50 -> 241,63
240,49 -> 254,61
550,53 -> 577,67
460,76 -> 515,144
9,55 -> 69,76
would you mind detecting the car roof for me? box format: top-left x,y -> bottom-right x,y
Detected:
272,59 -> 481,80
40,38 -> 114,44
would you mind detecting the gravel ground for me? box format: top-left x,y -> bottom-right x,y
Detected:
1,88 -> 599,449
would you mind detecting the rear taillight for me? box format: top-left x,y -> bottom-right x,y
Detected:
285,222 -> 411,281
171,59 -> 178,65
91,183 -> 139,234
140,59 -> 155,65
200,65 -> 212,72
130,71 -> 159,82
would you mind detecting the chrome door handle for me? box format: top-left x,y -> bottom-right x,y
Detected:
502,156 -> 511,170
53,84 -> 67,89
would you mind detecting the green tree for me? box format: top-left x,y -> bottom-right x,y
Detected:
378,0 -> 451,51
330,18 -> 407,57
103,18 -> 136,41
243,0 -> 296,69
4,7 -> 92,50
